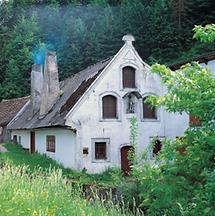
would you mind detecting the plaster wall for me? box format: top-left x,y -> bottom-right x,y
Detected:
35,129 -> 76,169
11,129 -> 76,169
201,60 -> 215,77
11,130 -> 30,149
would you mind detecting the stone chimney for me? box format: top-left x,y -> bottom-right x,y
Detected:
30,64 -> 43,117
40,52 -> 60,117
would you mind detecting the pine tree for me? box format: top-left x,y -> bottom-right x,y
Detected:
0,15 -> 40,100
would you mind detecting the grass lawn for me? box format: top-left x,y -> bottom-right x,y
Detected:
0,143 -> 120,186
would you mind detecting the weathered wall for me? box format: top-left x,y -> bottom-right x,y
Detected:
11,130 -> 30,149
0,126 -> 10,143
66,41 -> 189,173
30,64 -> 43,117
11,128 -> 76,169
35,129 -> 76,169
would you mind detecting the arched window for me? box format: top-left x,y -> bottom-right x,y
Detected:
122,66 -> 136,88
102,95 -> 117,119
143,96 -> 157,119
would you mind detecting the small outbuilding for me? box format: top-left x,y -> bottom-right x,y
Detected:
0,97 -> 29,143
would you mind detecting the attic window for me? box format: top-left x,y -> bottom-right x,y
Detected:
46,135 -> 55,153
122,66 -> 136,88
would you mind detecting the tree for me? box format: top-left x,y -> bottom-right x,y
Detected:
0,0 -> 14,83
169,0 -> 188,31
122,26 -> 215,215
0,0 -> 214,100
0,15 -> 40,100
193,24 -> 215,43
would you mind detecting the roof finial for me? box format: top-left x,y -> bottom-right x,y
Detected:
122,34 -> 135,46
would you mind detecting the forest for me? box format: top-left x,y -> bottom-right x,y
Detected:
0,0 -> 214,100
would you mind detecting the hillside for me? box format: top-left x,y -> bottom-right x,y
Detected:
0,0 -> 214,100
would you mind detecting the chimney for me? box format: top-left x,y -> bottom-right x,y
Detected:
40,52 -> 60,117
30,64 -> 43,117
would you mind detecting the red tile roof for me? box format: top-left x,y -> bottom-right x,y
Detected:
0,96 -> 29,126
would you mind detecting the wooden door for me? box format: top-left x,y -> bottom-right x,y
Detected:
30,132 -> 35,153
121,146 -> 133,175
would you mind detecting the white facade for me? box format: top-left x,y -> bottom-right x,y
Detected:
11,130 -> 30,149
65,38 -> 189,173
12,128 -> 76,169
35,129 -> 76,169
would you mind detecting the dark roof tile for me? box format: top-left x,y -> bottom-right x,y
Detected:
8,57 -> 113,130
0,96 -> 29,126
169,51 -> 215,70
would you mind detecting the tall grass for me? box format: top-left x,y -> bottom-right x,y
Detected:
0,143 -> 119,186
0,164 -> 129,216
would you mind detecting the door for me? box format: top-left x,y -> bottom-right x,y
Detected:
30,132 -> 35,153
121,146 -> 133,175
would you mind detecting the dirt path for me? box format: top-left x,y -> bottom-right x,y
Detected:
0,145 -> 8,153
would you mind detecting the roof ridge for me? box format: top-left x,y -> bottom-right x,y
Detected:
2,96 -> 30,103
61,56 -> 113,84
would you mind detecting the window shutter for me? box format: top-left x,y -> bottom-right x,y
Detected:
102,95 -> 117,119
143,97 -> 157,119
123,66 -> 135,88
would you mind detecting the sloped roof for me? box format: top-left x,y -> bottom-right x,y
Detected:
8,57 -> 113,130
169,51 -> 215,70
0,96 -> 29,126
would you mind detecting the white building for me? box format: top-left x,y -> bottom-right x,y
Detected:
8,35 -> 190,173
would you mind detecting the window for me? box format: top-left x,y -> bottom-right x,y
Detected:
0,127 -> 3,135
46,135 -> 55,152
92,138 -> 110,162
13,135 -> 17,144
95,142 -> 107,160
153,139 -> 162,156
18,136 -> 21,145
122,66 -> 136,88
102,95 -> 117,119
143,96 -> 157,119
